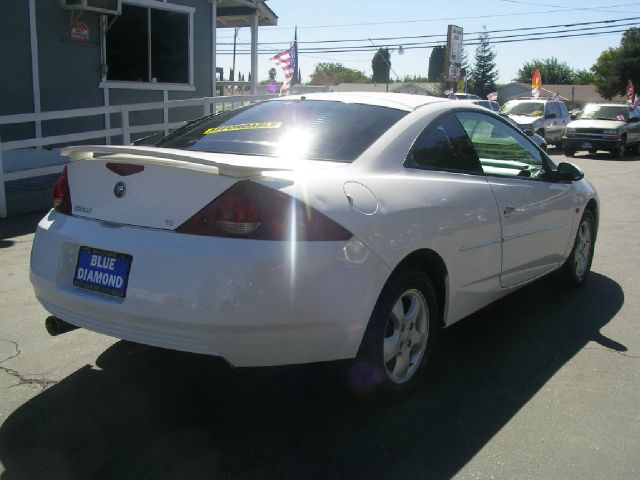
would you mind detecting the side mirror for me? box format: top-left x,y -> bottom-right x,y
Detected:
557,162 -> 584,181
545,112 -> 557,119
523,128 -> 534,137
628,117 -> 639,123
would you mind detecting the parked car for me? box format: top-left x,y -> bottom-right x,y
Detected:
499,98 -> 571,147
30,93 -> 598,400
499,114 -> 548,151
461,99 -> 501,112
452,93 -> 481,100
563,103 -> 640,158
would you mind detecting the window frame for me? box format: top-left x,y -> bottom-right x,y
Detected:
454,109 -> 556,182
404,111 -> 485,176
99,0 -> 195,91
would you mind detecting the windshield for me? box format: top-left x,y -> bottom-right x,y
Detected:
579,104 -> 629,121
499,101 -> 545,116
157,100 -> 408,162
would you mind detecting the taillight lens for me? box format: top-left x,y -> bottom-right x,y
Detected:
53,165 -> 72,215
176,180 -> 352,241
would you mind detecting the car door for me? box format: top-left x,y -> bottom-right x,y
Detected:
627,106 -> 640,145
456,111 -> 576,287
403,112 -> 503,320
544,102 -> 561,143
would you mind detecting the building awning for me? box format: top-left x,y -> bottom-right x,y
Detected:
216,0 -> 278,28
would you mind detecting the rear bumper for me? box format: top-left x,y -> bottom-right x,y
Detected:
30,211 -> 390,367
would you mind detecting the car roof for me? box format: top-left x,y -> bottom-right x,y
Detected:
270,92 -> 448,112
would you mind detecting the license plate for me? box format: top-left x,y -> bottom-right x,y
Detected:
581,142 -> 593,149
73,247 -> 132,298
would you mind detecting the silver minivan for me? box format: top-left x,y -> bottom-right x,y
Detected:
499,98 -> 571,147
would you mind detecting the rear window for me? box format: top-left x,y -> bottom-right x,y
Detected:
157,100 -> 408,162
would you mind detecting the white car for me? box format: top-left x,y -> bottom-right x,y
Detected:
30,93 -> 598,399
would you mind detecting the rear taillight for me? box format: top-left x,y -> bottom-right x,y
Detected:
176,181 -> 352,241
53,165 -> 72,215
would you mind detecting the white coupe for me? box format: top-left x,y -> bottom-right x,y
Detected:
30,93 -> 598,399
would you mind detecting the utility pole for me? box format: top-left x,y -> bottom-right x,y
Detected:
231,27 -> 239,81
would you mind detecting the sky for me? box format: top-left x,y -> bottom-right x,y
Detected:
215,0 -> 640,85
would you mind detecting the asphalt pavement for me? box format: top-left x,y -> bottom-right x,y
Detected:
0,150 -> 638,479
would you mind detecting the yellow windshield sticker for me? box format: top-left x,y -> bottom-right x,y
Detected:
203,122 -> 283,135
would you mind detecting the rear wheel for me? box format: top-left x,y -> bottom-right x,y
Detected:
350,270 -> 439,401
561,210 -> 595,287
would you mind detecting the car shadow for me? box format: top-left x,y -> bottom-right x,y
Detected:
0,212 -> 43,248
0,272 -> 624,479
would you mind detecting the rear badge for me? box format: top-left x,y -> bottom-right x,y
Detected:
114,181 -> 126,198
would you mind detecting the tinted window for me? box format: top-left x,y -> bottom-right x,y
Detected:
407,114 -> 482,173
158,100 -> 407,162
558,102 -> 569,118
546,103 -> 559,117
456,111 -> 544,179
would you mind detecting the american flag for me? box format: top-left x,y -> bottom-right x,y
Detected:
270,31 -> 298,96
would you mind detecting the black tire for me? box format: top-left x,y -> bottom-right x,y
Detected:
629,143 -> 640,155
611,139 -> 626,159
349,270 -> 439,401
561,210 -> 596,287
563,146 -> 576,157
589,148 -> 598,155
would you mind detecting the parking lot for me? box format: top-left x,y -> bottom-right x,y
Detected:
0,151 -> 639,480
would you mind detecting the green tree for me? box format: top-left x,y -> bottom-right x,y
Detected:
309,62 -> 370,85
572,69 -> 595,84
592,48 -> 622,100
428,46 -> 446,82
591,27 -> 640,99
402,74 -> 429,82
470,27 -> 498,98
514,57 -> 574,84
372,48 -> 391,84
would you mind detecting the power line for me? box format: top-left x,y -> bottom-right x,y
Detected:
217,16 -> 640,47
259,2 -> 640,30
217,25 -> 635,54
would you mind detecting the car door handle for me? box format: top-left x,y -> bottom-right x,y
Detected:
503,205 -> 517,217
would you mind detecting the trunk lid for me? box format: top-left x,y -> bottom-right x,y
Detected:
62,145 -> 344,230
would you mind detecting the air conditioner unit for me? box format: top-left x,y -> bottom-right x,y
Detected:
60,0 -> 121,16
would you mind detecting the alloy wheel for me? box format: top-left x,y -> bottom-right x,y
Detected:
383,289 -> 429,384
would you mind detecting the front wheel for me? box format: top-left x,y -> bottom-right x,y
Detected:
563,146 -> 576,157
611,139 -> 626,159
350,270 -> 439,400
561,210 -> 595,287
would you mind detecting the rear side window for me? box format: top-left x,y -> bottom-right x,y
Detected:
157,100 -> 407,162
406,113 -> 482,173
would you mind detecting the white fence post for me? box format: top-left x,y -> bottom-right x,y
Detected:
121,106 -> 130,145
0,138 -> 6,218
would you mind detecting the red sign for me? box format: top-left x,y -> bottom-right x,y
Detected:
70,22 -> 89,42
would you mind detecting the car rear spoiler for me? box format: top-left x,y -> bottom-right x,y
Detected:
61,145 -> 317,178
